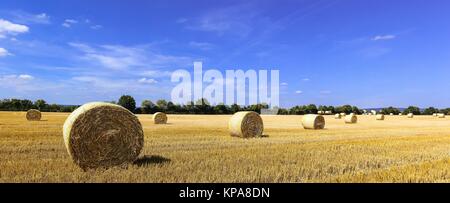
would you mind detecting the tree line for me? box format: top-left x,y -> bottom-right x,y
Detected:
1,96 -> 450,115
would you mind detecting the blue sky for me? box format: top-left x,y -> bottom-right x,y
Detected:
1,0 -> 450,108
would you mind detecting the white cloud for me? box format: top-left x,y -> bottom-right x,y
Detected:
185,5 -> 256,37
18,74 -> 34,80
9,11 -> 51,24
138,78 -> 158,84
69,42 -> 193,71
65,19 -> 78,24
280,82 -> 288,86
295,90 -> 302,94
62,19 -> 78,28
0,74 -> 34,84
90,25 -> 103,30
0,19 -> 29,38
0,47 -> 11,57
302,78 -> 310,82
372,35 -> 396,41
189,41 -> 214,50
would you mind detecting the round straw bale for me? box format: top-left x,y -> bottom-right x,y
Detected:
390,113 -> 394,116
376,114 -> 385,120
26,109 -> 41,121
335,114 -> 341,119
63,102 -> 144,170
302,114 -> 325,129
228,111 -> 263,138
438,113 -> 445,118
340,113 -> 346,117
345,115 -> 357,124
433,113 -> 438,117
153,112 -> 168,124
398,113 -> 402,116
407,113 -> 414,118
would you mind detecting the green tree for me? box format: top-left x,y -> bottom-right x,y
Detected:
422,107 -> 439,115
118,95 -> 136,112
141,100 -> 155,114
403,106 -> 421,115
156,99 -> 168,110
34,99 -> 48,111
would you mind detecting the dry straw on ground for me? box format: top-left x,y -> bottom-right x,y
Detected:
376,114 -> 385,120
407,113 -> 414,118
228,111 -> 263,138
26,109 -> 41,121
335,114 -> 341,119
153,112 -> 168,124
302,114 -> 325,129
345,114 -> 357,124
62,102 -> 144,170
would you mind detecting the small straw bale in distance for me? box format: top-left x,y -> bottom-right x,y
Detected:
335,113 -> 341,119
153,112 -> 168,124
63,102 -> 144,170
407,113 -> 414,118
228,111 -> 263,138
302,114 -> 325,130
345,114 -> 357,124
438,113 -> 446,118
390,113 -> 394,116
376,114 -> 385,120
26,109 -> 41,121
433,113 -> 438,117
340,113 -> 346,117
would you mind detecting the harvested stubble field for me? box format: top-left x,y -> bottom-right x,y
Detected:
1,111 -> 449,183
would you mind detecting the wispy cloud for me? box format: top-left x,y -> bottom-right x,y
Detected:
0,47 -> 11,57
302,78 -> 310,82
62,19 -> 78,28
138,77 -> 158,84
281,82 -> 288,86
185,5 -> 257,37
90,25 -> 102,30
295,90 -> 303,94
8,10 -> 51,24
189,41 -> 214,50
69,42 -> 193,71
372,35 -> 396,41
0,19 -> 29,38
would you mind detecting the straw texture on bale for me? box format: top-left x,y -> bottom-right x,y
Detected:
335,114 -> 341,119
376,114 -> 385,120
153,112 -> 168,124
228,111 -> 263,138
302,114 -> 325,129
407,113 -> 414,118
345,115 -> 357,124
26,109 -> 41,121
63,102 -> 144,170
438,113 -> 446,118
